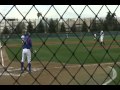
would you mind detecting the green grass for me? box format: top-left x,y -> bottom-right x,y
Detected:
2,34 -> 120,85
4,35 -> 120,64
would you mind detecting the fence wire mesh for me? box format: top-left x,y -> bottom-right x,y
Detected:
0,5 -> 120,85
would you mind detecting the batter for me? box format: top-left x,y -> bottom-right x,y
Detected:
21,32 -> 32,73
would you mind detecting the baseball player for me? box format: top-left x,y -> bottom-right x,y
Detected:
94,33 -> 97,40
99,30 -> 105,46
21,32 -> 32,73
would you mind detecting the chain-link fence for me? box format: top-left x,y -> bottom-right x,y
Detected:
0,5 -> 120,85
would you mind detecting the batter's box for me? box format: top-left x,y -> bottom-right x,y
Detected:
0,66 -> 43,77
0,67 -> 28,77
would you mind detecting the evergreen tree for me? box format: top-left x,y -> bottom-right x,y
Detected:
27,21 -> 34,33
96,18 -> 104,31
90,19 -> 97,32
2,26 -> 10,34
116,22 -> 120,31
60,22 -> 66,33
14,22 -> 26,34
48,18 -> 56,33
36,20 -> 45,33
104,11 -> 118,31
55,19 -> 60,33
71,24 -> 77,33
81,21 -> 88,32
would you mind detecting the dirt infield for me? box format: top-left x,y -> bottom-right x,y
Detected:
0,47 -> 116,85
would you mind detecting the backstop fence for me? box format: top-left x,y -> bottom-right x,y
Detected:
0,5 -> 120,85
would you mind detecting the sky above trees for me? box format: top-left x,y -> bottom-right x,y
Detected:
0,5 -> 120,20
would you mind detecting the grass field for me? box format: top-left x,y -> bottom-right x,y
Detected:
1,34 -> 120,85
3,35 -> 120,64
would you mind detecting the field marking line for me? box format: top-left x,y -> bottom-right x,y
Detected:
0,71 -> 28,77
0,67 -> 28,77
102,66 -> 117,85
0,65 -> 81,77
7,63 -> 115,72
0,42 -> 4,67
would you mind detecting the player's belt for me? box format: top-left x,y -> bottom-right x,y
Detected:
23,48 -> 30,49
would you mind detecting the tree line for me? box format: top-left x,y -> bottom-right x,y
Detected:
2,11 -> 120,34
1,18 -> 67,34
82,11 -> 120,32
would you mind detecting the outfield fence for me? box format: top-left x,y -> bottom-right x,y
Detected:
0,5 -> 120,85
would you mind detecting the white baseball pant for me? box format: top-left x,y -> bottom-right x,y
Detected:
21,48 -> 31,63
100,36 -> 104,42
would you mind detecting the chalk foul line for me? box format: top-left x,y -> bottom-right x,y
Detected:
102,66 -> 117,85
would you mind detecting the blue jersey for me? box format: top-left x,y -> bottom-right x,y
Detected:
22,34 -> 32,49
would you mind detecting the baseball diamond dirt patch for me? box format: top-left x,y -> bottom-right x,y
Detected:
0,46 -> 117,85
